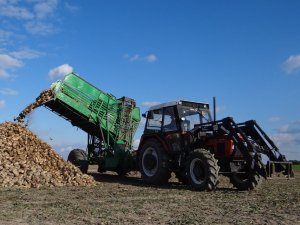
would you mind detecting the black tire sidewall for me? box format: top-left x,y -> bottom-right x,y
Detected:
138,139 -> 170,184
67,149 -> 89,173
186,149 -> 219,191
230,171 -> 262,190
187,151 -> 209,190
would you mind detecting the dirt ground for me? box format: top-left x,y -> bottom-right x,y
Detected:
0,166 -> 299,225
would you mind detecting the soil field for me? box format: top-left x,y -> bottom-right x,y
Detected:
0,166 -> 299,225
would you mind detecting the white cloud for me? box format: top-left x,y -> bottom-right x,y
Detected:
0,30 -> 13,45
216,106 -> 225,113
129,54 -> 140,62
48,64 -> 73,80
124,54 -> 140,62
0,54 -> 23,68
0,49 -> 41,78
145,54 -> 157,63
269,116 -> 281,122
0,1 -> 72,80
24,21 -> 54,34
0,69 -> 9,78
0,30 -> 12,37
125,53 -> 158,63
34,0 -> 57,19
277,124 -> 289,133
0,0 -> 60,36
0,88 -> 18,96
272,132 -> 297,145
0,54 -> 23,78
65,2 -> 79,13
271,121 -> 300,159
141,101 -> 161,107
0,0 -> 57,20
0,100 -> 5,108
10,48 -> 43,59
0,3 -> 34,20
282,54 -> 300,74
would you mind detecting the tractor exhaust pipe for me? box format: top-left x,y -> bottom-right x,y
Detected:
213,96 -> 216,122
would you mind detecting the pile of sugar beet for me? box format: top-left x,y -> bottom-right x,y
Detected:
0,89 -> 95,188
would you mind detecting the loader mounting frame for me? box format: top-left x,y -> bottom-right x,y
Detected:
194,117 -> 293,178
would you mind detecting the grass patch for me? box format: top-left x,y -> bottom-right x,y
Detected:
292,164 -> 300,171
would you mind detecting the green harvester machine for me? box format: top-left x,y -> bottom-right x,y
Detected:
45,72 -> 141,174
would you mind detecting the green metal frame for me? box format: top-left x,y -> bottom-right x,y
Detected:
50,72 -> 140,149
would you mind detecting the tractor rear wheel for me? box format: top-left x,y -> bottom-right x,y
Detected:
67,149 -> 89,173
230,171 -> 262,191
138,139 -> 171,185
186,149 -> 219,191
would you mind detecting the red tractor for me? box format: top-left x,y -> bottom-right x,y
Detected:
137,100 -> 293,191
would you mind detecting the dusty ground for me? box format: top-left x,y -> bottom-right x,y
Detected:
0,166 -> 299,225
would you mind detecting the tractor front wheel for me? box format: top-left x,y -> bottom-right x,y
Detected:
67,149 -> 89,173
186,149 -> 219,191
138,139 -> 171,185
230,171 -> 263,191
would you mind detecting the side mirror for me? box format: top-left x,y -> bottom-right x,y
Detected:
142,113 -> 147,118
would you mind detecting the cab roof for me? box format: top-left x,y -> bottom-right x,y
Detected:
148,100 -> 209,111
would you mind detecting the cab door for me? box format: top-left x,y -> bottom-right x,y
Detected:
162,106 -> 183,153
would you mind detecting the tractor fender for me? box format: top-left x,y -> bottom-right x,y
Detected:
137,134 -> 170,157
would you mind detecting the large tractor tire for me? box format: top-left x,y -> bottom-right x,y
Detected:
67,149 -> 89,174
186,149 -> 219,191
138,139 -> 171,185
230,171 -> 263,191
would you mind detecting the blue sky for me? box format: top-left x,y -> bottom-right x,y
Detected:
0,0 -> 299,160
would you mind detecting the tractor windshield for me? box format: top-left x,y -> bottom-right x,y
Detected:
179,106 -> 211,131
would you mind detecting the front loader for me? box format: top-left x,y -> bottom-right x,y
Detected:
137,100 -> 294,191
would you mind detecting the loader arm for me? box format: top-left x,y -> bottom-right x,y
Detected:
238,120 -> 285,161
237,120 -> 293,176
194,117 -> 293,178
194,117 -> 266,178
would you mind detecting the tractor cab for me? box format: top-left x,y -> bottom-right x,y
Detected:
143,100 -> 211,133
141,100 -> 211,153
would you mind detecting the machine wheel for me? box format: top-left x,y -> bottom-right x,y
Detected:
186,149 -> 219,191
230,171 -> 263,191
175,171 -> 189,184
67,149 -> 89,173
116,166 -> 128,177
138,139 -> 171,185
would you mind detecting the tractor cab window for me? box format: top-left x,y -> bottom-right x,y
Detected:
163,107 -> 178,132
200,110 -> 211,123
179,107 -> 211,132
146,109 -> 163,132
